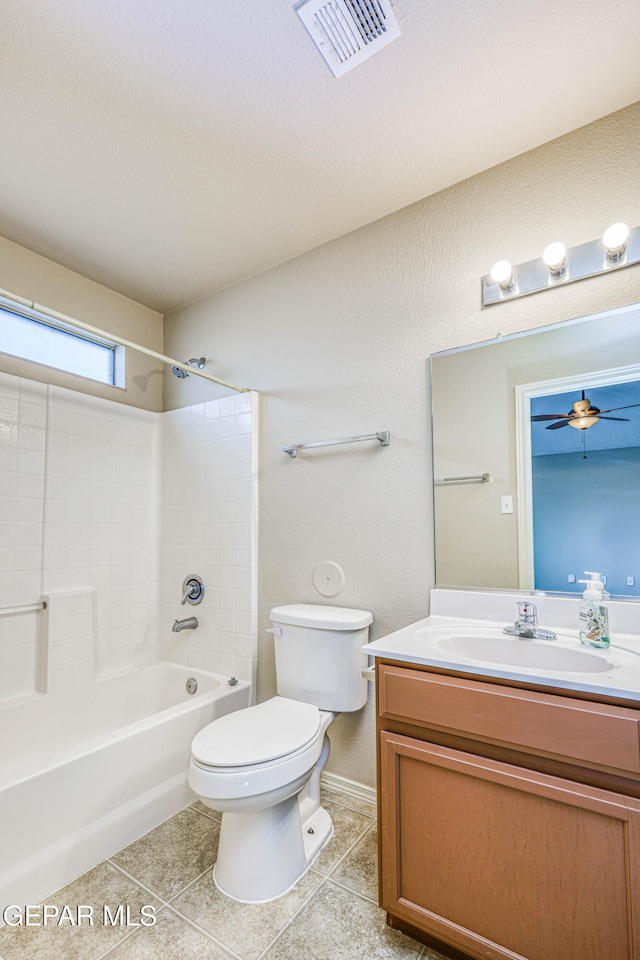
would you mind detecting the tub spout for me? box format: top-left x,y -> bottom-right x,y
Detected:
172,616 -> 199,632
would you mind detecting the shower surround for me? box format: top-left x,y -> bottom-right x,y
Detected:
0,369 -> 257,905
0,369 -> 257,696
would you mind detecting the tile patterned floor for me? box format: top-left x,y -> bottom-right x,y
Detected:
0,788 -> 448,960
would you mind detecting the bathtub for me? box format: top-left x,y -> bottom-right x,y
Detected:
0,662 -> 250,911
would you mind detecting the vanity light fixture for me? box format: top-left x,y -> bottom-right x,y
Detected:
482,223 -> 640,306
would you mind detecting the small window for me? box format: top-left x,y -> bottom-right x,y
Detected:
0,300 -> 124,387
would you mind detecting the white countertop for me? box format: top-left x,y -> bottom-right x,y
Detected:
363,590 -> 640,703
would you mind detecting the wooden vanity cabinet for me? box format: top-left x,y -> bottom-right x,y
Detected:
376,660 -> 640,960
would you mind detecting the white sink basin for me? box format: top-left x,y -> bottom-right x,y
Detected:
434,633 -> 615,673
362,610 -> 640,701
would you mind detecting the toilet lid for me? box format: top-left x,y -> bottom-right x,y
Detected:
192,697 -> 322,767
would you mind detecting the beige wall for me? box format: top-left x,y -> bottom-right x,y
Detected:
0,236 -> 163,411
164,102 -> 640,788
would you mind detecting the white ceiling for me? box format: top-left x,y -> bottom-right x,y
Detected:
3,0 -> 640,314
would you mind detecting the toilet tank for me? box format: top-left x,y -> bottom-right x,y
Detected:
269,604 -> 372,712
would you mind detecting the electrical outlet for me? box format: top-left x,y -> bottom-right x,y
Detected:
567,574 -> 576,583
627,576 -> 635,586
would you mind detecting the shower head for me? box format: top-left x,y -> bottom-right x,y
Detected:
170,357 -> 206,379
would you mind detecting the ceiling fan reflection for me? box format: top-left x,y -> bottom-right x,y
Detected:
531,390 -> 640,431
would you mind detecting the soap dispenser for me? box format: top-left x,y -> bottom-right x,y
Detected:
578,571 -> 610,649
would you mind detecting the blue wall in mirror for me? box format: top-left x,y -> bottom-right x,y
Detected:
532,381 -> 640,595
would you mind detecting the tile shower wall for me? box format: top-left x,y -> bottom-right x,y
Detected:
159,393 -> 257,689
0,371 -> 257,703
43,387 -> 160,677
0,372 -> 47,701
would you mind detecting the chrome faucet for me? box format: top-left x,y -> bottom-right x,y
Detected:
503,602 -> 556,641
172,616 -> 199,633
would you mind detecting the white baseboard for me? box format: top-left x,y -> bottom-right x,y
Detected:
320,771 -> 377,807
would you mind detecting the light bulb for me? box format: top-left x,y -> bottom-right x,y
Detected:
489,260 -> 513,290
603,222 -> 629,260
542,242 -> 567,276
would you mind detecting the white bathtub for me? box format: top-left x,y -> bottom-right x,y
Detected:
0,662 -> 250,911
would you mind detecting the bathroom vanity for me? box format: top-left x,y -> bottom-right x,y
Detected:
364,591 -> 640,960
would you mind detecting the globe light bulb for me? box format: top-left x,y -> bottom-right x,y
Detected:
489,260 -> 513,290
603,222 -> 629,260
542,242 -> 567,275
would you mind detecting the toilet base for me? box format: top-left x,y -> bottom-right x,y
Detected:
213,797 -> 333,903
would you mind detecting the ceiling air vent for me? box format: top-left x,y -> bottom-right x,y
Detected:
295,0 -> 401,77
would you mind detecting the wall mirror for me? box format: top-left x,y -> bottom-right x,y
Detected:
431,302 -> 640,600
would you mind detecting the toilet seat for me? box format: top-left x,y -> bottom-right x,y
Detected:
189,697 -> 333,806
192,697 -> 321,768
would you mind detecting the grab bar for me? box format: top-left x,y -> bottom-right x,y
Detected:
0,600 -> 47,617
283,431 -> 390,459
434,473 -> 490,486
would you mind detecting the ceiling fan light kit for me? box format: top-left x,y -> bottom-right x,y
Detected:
531,391 -> 640,432
567,414 -> 599,431
482,223 -> 640,306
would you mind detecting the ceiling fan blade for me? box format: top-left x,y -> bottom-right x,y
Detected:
531,414 -> 570,421
545,420 -> 570,430
597,416 -> 630,422
598,402 -> 640,414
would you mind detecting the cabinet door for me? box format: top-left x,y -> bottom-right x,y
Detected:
380,733 -> 640,960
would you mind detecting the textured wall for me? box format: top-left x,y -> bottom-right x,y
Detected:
165,102 -> 640,788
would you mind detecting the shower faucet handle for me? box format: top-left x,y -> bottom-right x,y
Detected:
181,584 -> 195,604
181,574 -> 205,605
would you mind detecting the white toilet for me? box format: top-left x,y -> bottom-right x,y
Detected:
188,603 -> 372,903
